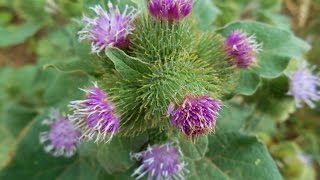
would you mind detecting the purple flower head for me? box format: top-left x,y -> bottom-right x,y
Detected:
131,143 -> 187,179
68,82 -> 120,143
225,29 -> 262,68
169,95 -> 223,138
288,66 -> 320,108
78,3 -> 139,53
39,109 -> 81,157
148,0 -> 193,22
296,152 -> 312,165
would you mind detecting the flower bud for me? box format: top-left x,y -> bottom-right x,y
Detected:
40,109 -> 81,157
68,82 -> 120,143
148,0 -> 193,22
170,95 -> 223,138
132,143 -> 187,179
78,3 -> 138,53
225,29 -> 262,68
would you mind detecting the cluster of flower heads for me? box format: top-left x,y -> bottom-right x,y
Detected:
40,2 -> 320,180
78,0 -> 194,53
40,109 -> 81,157
288,65 -> 320,108
40,82 -> 119,157
168,96 -> 223,138
225,29 -> 262,68
223,30 -> 320,108
132,143 -> 187,180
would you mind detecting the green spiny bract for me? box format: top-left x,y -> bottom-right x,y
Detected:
130,16 -> 192,62
139,55 -> 222,122
97,12 -> 239,137
101,55 -> 222,136
193,32 -> 239,97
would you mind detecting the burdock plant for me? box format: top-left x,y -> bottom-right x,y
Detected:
72,1 -> 238,178
4,0 -> 317,180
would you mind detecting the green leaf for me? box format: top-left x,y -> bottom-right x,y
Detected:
131,0 -> 147,11
179,135 -> 208,160
246,75 -> 295,123
43,57 -> 109,77
257,11 -> 291,31
13,0 -> 49,21
255,53 -> 290,78
78,134 -> 148,175
0,112 -> 77,179
245,113 -> 277,135
44,71 -> 89,107
2,102 -> 37,137
193,0 -> 221,30
217,102 -> 254,131
105,47 -> 151,79
96,135 -> 148,174
0,65 -> 38,98
234,70 -> 261,95
187,132 -> 282,180
36,23 -> 91,64
0,121 -> 15,168
57,159 -> 113,180
218,21 -> 310,78
58,0 -> 84,17
0,21 -> 41,47
187,158 -> 230,179
0,10 -> 12,25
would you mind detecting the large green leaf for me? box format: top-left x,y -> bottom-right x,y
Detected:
43,57 -> 109,78
56,159 -> 114,180
179,135 -> 208,160
96,135 -> 148,174
218,21 -> 310,78
193,0 -> 220,30
2,102 -> 37,137
0,21 -> 41,47
187,132 -> 282,180
246,75 -> 295,123
44,71 -> 89,107
217,102 -> 254,132
13,0 -> 49,21
234,70 -> 261,96
36,23 -> 83,61
0,66 -> 48,137
0,121 -> 15,168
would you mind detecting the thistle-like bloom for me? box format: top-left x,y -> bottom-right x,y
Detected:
288,66 -> 320,108
169,96 -> 222,138
39,109 -> 81,157
148,0 -> 193,22
297,152 -> 312,165
78,3 -> 138,53
131,143 -> 187,180
68,82 -> 120,143
225,29 -> 262,68
45,0 -> 58,14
